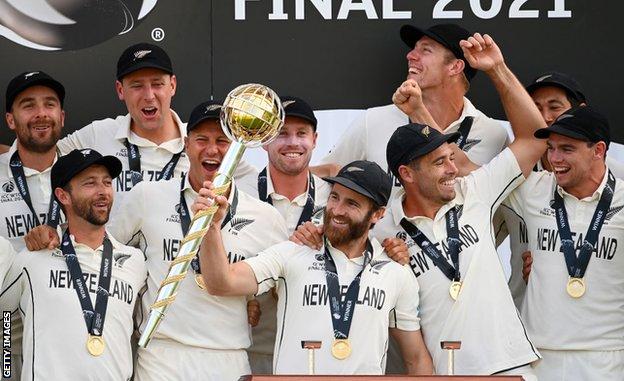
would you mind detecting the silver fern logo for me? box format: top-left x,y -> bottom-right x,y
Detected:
133,49 -> 152,59
0,1 -> 159,51
229,218 -> 254,234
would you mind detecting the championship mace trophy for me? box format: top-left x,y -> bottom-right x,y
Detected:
138,84 -> 285,348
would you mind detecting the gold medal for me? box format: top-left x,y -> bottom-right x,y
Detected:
449,281 -> 462,301
195,274 -> 206,290
86,335 -> 105,356
331,339 -> 351,360
566,277 -> 586,298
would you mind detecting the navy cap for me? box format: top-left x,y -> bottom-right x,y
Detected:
51,149 -> 122,190
5,71 -> 65,111
117,43 -> 173,80
281,96 -> 317,130
400,23 -> 477,81
323,160 -> 392,207
534,106 -> 609,147
186,100 -> 223,133
526,71 -> 586,103
387,123 -> 460,178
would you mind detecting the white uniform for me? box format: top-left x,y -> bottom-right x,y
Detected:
56,111 -> 258,215
374,148 -> 540,375
237,167 -> 332,373
0,233 -> 146,381
503,168 -> 624,381
0,143 -> 60,252
0,143 -> 62,381
245,239 -> 421,375
320,99 -> 509,191
107,178 -> 288,381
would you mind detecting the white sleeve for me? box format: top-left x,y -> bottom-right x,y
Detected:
234,159 -> 259,182
319,112 -> 367,166
107,182 -> 145,247
389,266 -> 421,331
0,238 -> 15,287
244,241 -> 294,295
57,122 -> 97,154
0,250 -> 27,313
461,148 -> 525,213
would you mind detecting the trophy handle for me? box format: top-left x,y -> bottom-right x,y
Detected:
138,141 -> 246,348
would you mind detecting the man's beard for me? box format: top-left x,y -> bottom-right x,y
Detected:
17,120 -> 61,153
71,196 -> 111,226
323,208 -> 373,248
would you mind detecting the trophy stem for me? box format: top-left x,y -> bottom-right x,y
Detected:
138,141 -> 247,348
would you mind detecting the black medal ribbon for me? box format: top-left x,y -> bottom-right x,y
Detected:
9,151 -> 61,228
124,139 -> 182,186
178,175 -> 238,273
324,239 -> 373,340
60,230 -> 113,337
400,207 -> 462,282
553,170 -> 615,278
258,167 -> 316,228
455,116 -> 474,150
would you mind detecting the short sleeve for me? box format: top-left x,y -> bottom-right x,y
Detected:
244,241 -> 294,295
389,266 -> 421,331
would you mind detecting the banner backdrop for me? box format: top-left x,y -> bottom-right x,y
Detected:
0,0 -> 620,146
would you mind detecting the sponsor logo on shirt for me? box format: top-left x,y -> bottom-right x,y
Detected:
1,180 -> 15,193
308,253 -> 325,271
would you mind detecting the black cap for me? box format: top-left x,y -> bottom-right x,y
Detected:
387,123 -> 460,178
400,23 -> 477,81
534,106 -> 610,147
323,160 -> 392,207
116,43 -> 173,80
5,71 -> 65,112
51,149 -> 122,190
281,96 -> 318,130
187,100 -> 223,133
526,71 -> 586,103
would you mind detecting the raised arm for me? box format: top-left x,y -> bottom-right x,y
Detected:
460,33 -> 546,177
196,181 -> 258,296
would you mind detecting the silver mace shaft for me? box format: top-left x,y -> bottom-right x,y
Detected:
137,141 -> 246,348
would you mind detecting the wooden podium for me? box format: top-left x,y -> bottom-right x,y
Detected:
240,376 -> 524,380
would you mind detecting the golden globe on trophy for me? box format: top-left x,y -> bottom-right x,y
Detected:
138,84 -> 285,348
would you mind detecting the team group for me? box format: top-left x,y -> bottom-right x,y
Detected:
0,22 -> 620,381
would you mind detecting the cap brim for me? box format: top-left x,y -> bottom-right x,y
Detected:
526,80 -> 584,102
400,25 -> 431,49
117,62 -> 173,80
7,78 -> 65,111
285,112 -> 317,129
187,114 -> 221,133
322,176 -> 376,202
534,125 -> 590,141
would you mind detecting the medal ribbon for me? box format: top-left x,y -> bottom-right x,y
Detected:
60,230 -> 113,337
400,207 -> 462,282
553,170 -> 615,278
178,175 -> 238,274
323,239 -> 373,340
454,116 -> 474,150
258,167 -> 316,228
124,139 -> 182,186
9,151 -> 61,228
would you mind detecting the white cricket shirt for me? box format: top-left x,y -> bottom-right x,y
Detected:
237,167 -> 331,234
0,233 -> 146,381
373,148 -> 539,375
504,168 -> 624,350
107,178 -> 288,350
320,99 -> 509,191
0,143 -> 62,252
245,239 -> 421,375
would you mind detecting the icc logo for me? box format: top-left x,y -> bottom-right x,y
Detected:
2,180 -> 15,193
0,1 -> 159,50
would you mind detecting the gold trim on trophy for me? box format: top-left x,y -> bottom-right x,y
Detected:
449,281 -> 462,301
566,277 -> 586,298
86,335 -> 105,356
195,274 -> 206,290
331,339 -> 352,360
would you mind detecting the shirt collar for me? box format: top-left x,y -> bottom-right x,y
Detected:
6,141 -> 58,177
264,166 -> 311,206
114,110 -> 186,153
324,236 -> 383,264
556,165 -> 610,201
391,188 -> 459,226
446,97 -> 479,132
